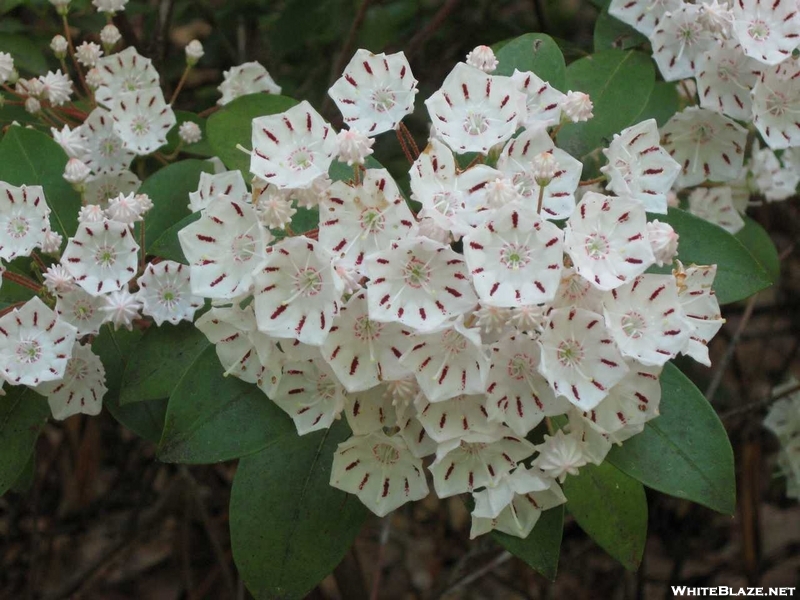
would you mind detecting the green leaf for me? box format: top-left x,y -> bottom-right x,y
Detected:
164,111 -> 215,158
594,8 -> 649,52
557,50 -> 655,163
492,505 -> 564,580
735,215 -> 780,285
10,450 -> 35,494
230,420 -> 368,600
635,81 -> 680,128
563,462 -> 647,570
148,212 -> 199,263
654,208 -> 772,304
158,346 -> 291,463
607,362 -> 736,515
0,33 -> 47,75
207,93 -> 299,177
119,322 -> 210,405
94,326 -> 168,443
0,127 -> 82,239
138,159 -> 214,255
494,33 -> 567,90
0,386 -> 49,497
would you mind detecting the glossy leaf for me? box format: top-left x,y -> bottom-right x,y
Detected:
94,326 -> 168,443
119,322 -> 210,405
608,362 -> 736,515
558,50 -> 655,162
165,111 -> 215,157
563,462 -> 647,570
0,386 -> 49,497
654,208 -> 772,304
494,33 -> 567,90
736,215 -> 780,285
0,127 -> 82,239
231,420 -> 368,600
0,33 -> 47,75
594,8 -> 649,52
148,213 -> 199,263
158,346 -> 291,463
207,93 -> 299,177
493,505 -> 564,580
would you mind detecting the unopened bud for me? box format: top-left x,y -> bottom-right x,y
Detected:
185,40 -> 204,67
465,45 -> 498,74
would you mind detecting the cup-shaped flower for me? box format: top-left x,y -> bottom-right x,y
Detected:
0,183 -> 51,261
136,261 -> 203,326
37,343 -> 107,420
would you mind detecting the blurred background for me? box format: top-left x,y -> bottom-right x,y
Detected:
0,0 -> 799,598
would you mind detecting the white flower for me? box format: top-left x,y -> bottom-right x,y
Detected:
465,45 -> 498,73
511,69 -> 565,127
474,305 -> 512,336
178,121 -> 202,145
0,52 -> 12,83
37,343 -> 107,420
750,143 -> 800,201
50,35 -> 68,58
0,182 -> 51,261
0,297 -> 77,386
100,24 -> 121,48
85,68 -> 103,89
328,49 -> 417,136
48,0 -> 70,11
78,204 -> 106,223
252,236 -> 343,346
563,192 -> 655,291
661,107 -> 747,187
497,126 -> 583,220
55,287 -> 108,336
136,261 -> 203,326
319,168 -> 417,274
321,290 -> 411,392
464,202 -> 564,307
699,0 -> 735,36
61,219 -> 140,296
647,220 -> 679,267
218,61 -> 281,106
764,382 -> 800,442
178,197 -> 271,299
330,432 -> 428,516
188,170 -> 249,213
40,228 -> 63,256
426,63 -> 526,154
63,157 -> 91,185
76,42 -> 103,68
695,41 -> 761,122
731,0 -> 800,65
674,262 -> 725,366
608,0 -> 681,36
51,125 -> 89,159
687,187 -> 745,234
44,264 -> 75,294
343,384 -> 398,435
100,289 -> 142,330
751,61 -> 800,150
79,107 -> 136,174
253,186 -> 296,230
560,91 -> 593,122
84,171 -> 141,207
185,40 -> 204,66
250,100 -> 337,190
416,393 -> 495,443
650,4 -> 715,81
92,0 -> 128,14
336,129 -> 374,165
538,307 -> 630,411
112,88 -> 177,156
365,236 -> 478,331
400,318 -> 488,402
533,430 -> 587,482
600,118 -> 681,214
39,70 -> 72,106
271,356 -> 346,434
25,97 -> 41,114
94,47 -> 160,109
104,192 -> 144,224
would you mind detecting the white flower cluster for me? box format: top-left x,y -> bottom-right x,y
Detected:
610,0 -> 800,234
179,47 -> 724,538
764,381 -> 800,501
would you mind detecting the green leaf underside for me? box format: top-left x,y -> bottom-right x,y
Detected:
139,159 -> 214,256
563,462 -> 647,570
735,215 -> 780,285
493,505 -> 564,580
557,50 -> 655,165
94,326 -> 168,443
653,208 -> 772,305
230,420 -> 368,600
0,386 -> 49,497
0,127 -> 82,239
608,362 -> 736,515
494,33 -> 567,91
207,94 -> 299,177
158,346 -> 291,463
119,322 -> 210,405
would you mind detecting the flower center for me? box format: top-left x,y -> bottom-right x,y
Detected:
7,216 -> 29,238
556,339 -> 584,368
288,147 -> 313,171
584,233 -> 610,259
440,329 -> 468,354
765,92 -> 789,117
353,315 -> 382,341
402,256 -> 431,289
511,172 -> 537,198
65,357 -> 90,380
371,88 -> 397,113
500,242 -> 531,270
747,20 -> 770,42
359,208 -> 385,234
100,136 -> 122,158
462,110 -> 489,135
372,442 -> 400,465
294,267 -> 323,296
620,311 -> 647,338
159,286 -> 180,309
95,244 -> 117,267
72,300 -> 95,321
315,373 -> 338,401
507,353 -> 535,380
130,116 -> 150,136
691,122 -> 715,144
231,233 -> 256,263
431,191 -> 461,217
16,340 -> 42,364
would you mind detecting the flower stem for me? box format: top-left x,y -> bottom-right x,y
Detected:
169,66 -> 191,106
2,269 -> 42,292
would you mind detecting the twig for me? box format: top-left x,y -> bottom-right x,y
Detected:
438,551 -> 513,598
721,382 -> 800,420
705,294 -> 758,402
369,516 -> 393,600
